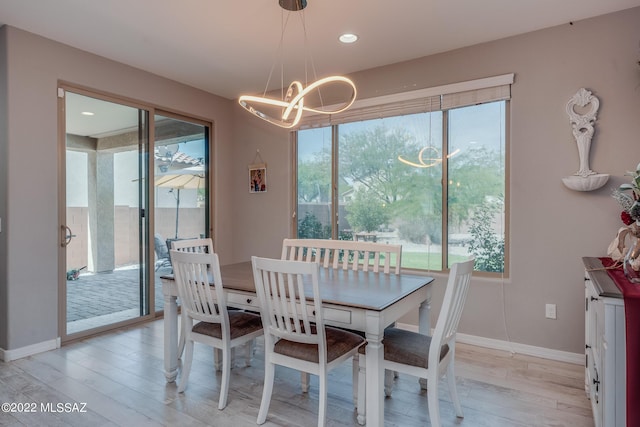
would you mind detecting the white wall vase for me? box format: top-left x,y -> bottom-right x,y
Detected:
562,88 -> 609,191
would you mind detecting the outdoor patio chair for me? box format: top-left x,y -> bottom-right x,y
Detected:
154,233 -> 172,271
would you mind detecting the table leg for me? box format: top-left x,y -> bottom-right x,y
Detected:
164,292 -> 179,383
365,313 -> 384,427
418,291 -> 432,334
418,291 -> 432,390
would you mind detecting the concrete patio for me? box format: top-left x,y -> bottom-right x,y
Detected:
66,265 -> 171,334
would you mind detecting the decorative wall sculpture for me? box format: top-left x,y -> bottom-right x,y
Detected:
562,88 -> 609,191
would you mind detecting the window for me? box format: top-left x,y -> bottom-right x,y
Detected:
295,75 -> 510,274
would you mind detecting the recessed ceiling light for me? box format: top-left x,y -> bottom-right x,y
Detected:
339,33 -> 358,44
81,111 -> 95,116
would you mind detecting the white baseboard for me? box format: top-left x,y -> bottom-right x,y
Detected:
0,338 -> 61,362
1,329 -> 583,366
395,323 -> 583,365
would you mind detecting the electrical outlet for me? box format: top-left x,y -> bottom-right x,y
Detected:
545,303 -> 557,319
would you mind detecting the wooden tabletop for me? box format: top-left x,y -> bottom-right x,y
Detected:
166,261 -> 434,312
226,261 -> 433,311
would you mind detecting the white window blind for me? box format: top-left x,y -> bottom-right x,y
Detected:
298,73 -> 514,129
311,96 -> 441,127
441,84 -> 511,110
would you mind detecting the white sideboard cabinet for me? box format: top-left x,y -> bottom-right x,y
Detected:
583,257 -> 626,427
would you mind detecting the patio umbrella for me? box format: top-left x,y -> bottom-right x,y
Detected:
155,165 -> 205,239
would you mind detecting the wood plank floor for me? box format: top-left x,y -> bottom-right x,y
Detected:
0,319 -> 594,426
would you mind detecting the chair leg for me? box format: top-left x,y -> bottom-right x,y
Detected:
244,340 -> 254,367
301,372 -> 310,393
214,347 -> 238,371
177,339 -> 194,393
318,371 -> 327,427
384,368 -> 394,397
356,353 -> 366,426
177,330 -> 186,359
213,348 -> 222,371
447,360 -> 464,418
257,361 -> 275,425
419,377 -> 428,390
178,311 -> 189,359
218,347 -> 231,410
427,372 -> 441,427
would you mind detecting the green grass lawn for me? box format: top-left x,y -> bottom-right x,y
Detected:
400,251 -> 469,270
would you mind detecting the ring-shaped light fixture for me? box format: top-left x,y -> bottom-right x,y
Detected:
238,1 -> 357,128
398,147 -> 461,168
239,75 -> 357,129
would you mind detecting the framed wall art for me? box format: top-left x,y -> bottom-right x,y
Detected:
249,163 -> 267,193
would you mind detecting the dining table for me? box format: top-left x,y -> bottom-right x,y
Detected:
161,261 -> 434,427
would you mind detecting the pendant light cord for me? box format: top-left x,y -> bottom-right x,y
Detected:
296,8 -> 326,109
261,10 -> 292,99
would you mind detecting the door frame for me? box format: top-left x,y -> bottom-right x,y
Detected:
57,83 -> 156,342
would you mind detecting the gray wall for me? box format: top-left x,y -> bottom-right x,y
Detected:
0,25 -> 235,350
231,7 -> 640,354
1,7 -> 639,355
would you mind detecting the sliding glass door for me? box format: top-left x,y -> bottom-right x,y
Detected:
61,89 -> 151,338
59,88 -> 212,338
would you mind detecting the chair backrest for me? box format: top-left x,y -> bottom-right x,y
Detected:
429,258 -> 474,367
170,237 -> 213,253
281,238 -> 402,274
170,249 -> 230,333
251,256 -> 327,362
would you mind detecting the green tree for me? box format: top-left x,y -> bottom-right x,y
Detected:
467,197 -> 505,272
297,212 -> 331,239
345,188 -> 390,233
448,145 -> 504,229
339,125 -> 422,208
397,208 -> 442,244
394,166 -> 443,244
298,150 -> 331,203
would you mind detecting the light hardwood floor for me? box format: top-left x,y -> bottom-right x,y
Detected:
0,319 -> 594,426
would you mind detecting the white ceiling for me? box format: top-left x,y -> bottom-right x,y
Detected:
2,0 -> 640,101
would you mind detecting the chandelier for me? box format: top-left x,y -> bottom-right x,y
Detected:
238,0 -> 357,129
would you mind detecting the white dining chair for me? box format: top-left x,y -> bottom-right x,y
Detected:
355,257 -> 475,426
282,238 -> 402,404
170,237 -> 256,369
251,256 -> 366,427
171,249 -> 263,410
170,237 -> 212,254
170,238 -> 214,360
281,238 -> 402,274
